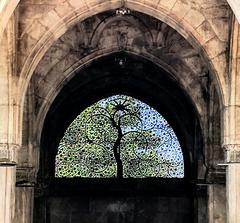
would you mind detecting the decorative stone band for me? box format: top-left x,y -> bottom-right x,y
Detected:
224,144 -> 240,163
16,166 -> 36,186
0,143 -> 20,165
207,165 -> 226,184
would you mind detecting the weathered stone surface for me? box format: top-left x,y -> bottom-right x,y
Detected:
0,143 -> 19,164
208,185 -> 226,223
0,166 -> 16,223
15,0 -> 231,105
1,0 -> 240,223
226,164 -> 240,223
47,196 -> 192,223
31,11 -> 209,126
224,145 -> 240,163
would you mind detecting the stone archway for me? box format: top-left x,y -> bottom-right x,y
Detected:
29,10 -> 212,143
36,52 -> 203,223
17,0 -> 229,113
2,1 -> 240,223
17,6 -> 225,223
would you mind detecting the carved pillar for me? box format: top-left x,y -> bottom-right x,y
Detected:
224,145 -> 240,223
223,16 -> 240,223
14,166 -> 36,223
0,11 -> 21,223
226,163 -> 240,223
0,144 -> 19,223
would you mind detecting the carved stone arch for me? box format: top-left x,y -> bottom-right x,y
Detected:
33,48 -> 207,145
28,12 -> 209,144
89,13 -> 154,49
15,4 -> 226,222
0,1 -> 234,223
39,51 -> 203,176
18,0 -> 227,114
19,11 -> 222,190
0,0 -> 238,46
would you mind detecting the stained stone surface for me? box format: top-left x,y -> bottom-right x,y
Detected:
1,0 -> 240,223
47,196 -> 192,223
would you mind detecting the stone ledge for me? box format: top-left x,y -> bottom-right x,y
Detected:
0,143 -> 20,165
207,167 -> 226,184
16,166 -> 36,187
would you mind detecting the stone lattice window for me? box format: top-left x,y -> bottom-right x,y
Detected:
55,95 -> 184,178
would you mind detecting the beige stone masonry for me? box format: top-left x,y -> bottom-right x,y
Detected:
227,0 -> 240,23
0,166 -> 16,223
184,8 -> 205,29
224,18 -> 240,223
15,0 -> 229,121
14,187 -> 34,223
68,0 -> 89,9
0,0 -> 20,42
224,19 -> 240,146
0,144 -> 20,164
226,163 -> 240,223
159,0 -> 178,11
225,145 -> 240,163
171,1 -> 191,20
0,1 -> 237,222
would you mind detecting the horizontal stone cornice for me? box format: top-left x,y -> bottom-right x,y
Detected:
16,166 -> 36,186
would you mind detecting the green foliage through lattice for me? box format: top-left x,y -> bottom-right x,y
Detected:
55,95 -> 184,178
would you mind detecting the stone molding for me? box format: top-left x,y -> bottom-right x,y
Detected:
207,166 -> 226,184
0,143 -> 20,165
223,144 -> 240,163
16,166 -> 36,186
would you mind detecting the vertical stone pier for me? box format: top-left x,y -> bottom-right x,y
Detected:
225,145 -> 240,223
0,166 -> 16,223
0,144 -> 18,223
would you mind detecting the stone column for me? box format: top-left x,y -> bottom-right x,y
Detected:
0,11 -> 21,223
224,17 -> 240,223
14,186 -> 34,223
0,144 -> 19,223
208,184 -> 226,223
225,145 -> 240,223
14,166 -> 36,223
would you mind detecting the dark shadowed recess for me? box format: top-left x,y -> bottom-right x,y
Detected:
40,52 -> 203,185
35,52 -> 206,223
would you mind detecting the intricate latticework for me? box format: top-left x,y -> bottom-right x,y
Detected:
55,95 -> 184,178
